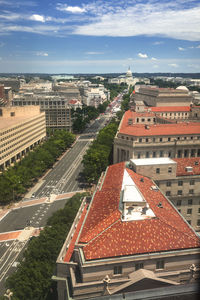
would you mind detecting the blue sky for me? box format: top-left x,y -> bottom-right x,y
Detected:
0,0 -> 200,73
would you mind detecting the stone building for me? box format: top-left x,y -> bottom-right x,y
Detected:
0,106 -> 46,170
129,157 -> 200,231
134,86 -> 193,107
13,92 -> 72,131
113,110 -> 200,164
54,162 -> 200,300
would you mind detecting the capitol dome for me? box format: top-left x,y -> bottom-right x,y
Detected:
176,86 -> 189,91
126,67 -> 133,78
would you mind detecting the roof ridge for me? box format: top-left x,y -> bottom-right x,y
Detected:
84,215 -> 121,245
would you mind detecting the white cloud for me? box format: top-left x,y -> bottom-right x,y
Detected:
30,14 -> 45,23
178,47 -> 185,51
56,4 -> 86,14
196,45 -> 200,48
151,57 -> 157,61
36,52 -> 48,56
85,51 -> 104,55
153,41 -> 164,45
168,63 -> 178,67
73,1 -> 200,41
138,53 -> 148,58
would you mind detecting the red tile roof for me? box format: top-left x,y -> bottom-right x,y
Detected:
174,157 -> 200,176
63,203 -> 88,262
119,110 -> 200,136
149,106 -> 191,112
78,163 -> 200,261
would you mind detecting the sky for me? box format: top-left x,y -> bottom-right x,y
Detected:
0,0 -> 200,74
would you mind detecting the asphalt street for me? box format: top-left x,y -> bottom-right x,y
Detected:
0,115 -> 108,295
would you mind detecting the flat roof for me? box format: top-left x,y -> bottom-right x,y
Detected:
130,158 -> 176,166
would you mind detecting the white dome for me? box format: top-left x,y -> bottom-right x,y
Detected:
126,68 -> 132,78
176,86 -> 189,91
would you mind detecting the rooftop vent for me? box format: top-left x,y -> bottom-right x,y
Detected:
140,178 -> 144,182
151,185 -> 159,191
186,166 -> 193,172
157,202 -> 163,208
194,161 -> 199,165
142,207 -> 148,215
145,125 -> 150,129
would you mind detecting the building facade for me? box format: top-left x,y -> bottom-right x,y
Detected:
54,162 -> 200,300
13,93 -> 72,131
129,157 -> 200,232
0,106 -> 46,170
113,110 -> 200,164
134,86 -> 193,107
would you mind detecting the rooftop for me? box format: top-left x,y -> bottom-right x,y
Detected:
149,106 -> 191,112
77,163 -> 200,261
174,157 -> 200,176
130,157 -> 176,166
119,110 -> 200,136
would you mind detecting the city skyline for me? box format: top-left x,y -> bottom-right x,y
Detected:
0,0 -> 200,73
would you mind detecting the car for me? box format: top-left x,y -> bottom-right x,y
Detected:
31,193 -> 35,198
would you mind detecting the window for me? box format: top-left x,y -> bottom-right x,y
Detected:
187,220 -> 191,225
178,181 -> 183,186
166,191 -> 171,196
166,181 -> 171,187
146,152 -> 149,158
190,180 -> 195,185
176,200 -> 182,206
168,137 -> 171,141
135,263 -> 143,271
160,138 -> 163,142
178,209 -> 181,213
177,190 -> 182,196
141,118 -> 145,122
153,151 -> 156,158
139,138 -> 142,143
198,208 -> 200,214
188,199 -> 193,206
160,151 -> 163,157
189,189 -> 194,194
10,112 -> 15,117
137,153 -> 141,159
0,109 -> 2,116
197,220 -> 200,226
168,151 -> 171,158
191,149 -> 195,157
156,260 -> 164,270
168,167 -> 172,173
146,138 -> 149,142
114,266 -> 122,275
187,208 -> 192,215
156,168 -> 160,174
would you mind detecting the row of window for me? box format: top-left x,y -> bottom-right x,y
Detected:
0,130 -> 45,161
138,136 -> 200,143
166,180 -> 195,187
186,219 -> 200,226
0,115 -> 44,139
113,260 -> 165,275
0,120 -> 45,149
137,149 -> 200,159
178,208 -> 200,216
166,189 -> 194,196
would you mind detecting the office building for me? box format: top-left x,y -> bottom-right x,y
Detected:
113,110 -> 200,164
0,106 -> 46,170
